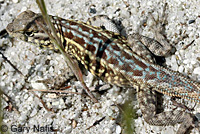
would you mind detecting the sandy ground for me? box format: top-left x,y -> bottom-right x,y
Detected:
1,0 -> 200,133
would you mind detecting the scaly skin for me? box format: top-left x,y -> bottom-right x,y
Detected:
6,10 -> 200,133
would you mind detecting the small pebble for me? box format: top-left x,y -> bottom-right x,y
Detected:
116,125 -> 121,134
106,108 -> 113,116
30,109 -> 38,117
116,95 -> 123,103
23,94 -> 29,100
72,120 -> 77,128
27,96 -> 33,102
12,0 -> 19,3
188,19 -> 195,24
193,67 -> 200,75
52,101 -> 59,106
31,81 -> 47,90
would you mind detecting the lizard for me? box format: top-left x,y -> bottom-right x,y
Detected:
5,10 -> 200,133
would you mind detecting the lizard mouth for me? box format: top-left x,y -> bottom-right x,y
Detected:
6,10 -> 56,49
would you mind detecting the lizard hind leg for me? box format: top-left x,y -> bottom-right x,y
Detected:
131,3 -> 173,56
127,3 -> 174,65
146,3 -> 173,57
137,87 -> 196,134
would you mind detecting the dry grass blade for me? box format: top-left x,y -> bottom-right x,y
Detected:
30,89 -> 83,96
0,51 -> 23,76
30,91 -> 53,112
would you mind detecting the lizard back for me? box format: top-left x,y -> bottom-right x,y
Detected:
6,10 -> 200,103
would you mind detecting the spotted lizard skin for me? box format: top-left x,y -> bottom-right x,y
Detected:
6,10 -> 200,133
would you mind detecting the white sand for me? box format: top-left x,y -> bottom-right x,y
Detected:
0,0 -> 200,133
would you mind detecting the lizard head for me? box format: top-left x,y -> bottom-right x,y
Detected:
6,10 -> 57,50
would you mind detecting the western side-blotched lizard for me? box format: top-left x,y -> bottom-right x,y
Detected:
5,9 -> 200,133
